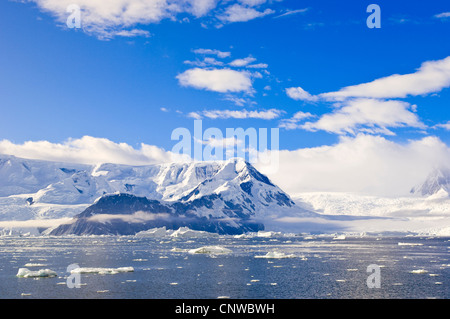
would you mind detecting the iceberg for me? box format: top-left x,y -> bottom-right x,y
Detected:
16,268 -> 57,278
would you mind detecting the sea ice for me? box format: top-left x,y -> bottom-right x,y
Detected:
409,269 -> 428,274
254,251 -> 295,259
16,268 -> 57,278
188,246 -> 232,254
70,267 -> 134,275
170,227 -> 219,238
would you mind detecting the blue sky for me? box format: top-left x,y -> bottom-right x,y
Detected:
1,0 -> 450,159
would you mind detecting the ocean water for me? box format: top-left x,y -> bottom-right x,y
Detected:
0,235 -> 448,299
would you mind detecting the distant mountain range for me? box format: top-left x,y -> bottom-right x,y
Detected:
0,155 -> 313,235
1,154 -> 449,236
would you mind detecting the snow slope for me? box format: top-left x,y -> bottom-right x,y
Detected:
291,191 -> 450,235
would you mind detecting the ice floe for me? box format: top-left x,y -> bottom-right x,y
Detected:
398,242 -> 423,246
70,267 -> 134,275
188,246 -> 232,254
254,251 -> 295,259
16,268 -> 57,278
171,227 -> 219,238
409,269 -> 428,274
135,227 -> 168,237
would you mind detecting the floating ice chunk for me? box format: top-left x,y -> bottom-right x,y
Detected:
333,235 -> 346,240
70,267 -> 134,275
255,251 -> 295,259
135,227 -> 168,237
256,231 -> 281,238
16,268 -> 57,278
398,242 -> 423,246
410,269 -> 428,274
188,246 -> 232,254
23,263 -> 47,267
170,227 -> 219,238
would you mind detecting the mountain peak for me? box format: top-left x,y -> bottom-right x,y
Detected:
410,167 -> 450,197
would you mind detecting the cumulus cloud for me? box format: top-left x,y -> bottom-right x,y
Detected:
29,0 -> 176,39
192,48 -> 231,58
176,68 -> 254,93
320,56 -> 450,100
217,4 -> 274,23
27,0 -> 277,38
286,56 -> 450,102
301,98 -> 425,135
0,136 -> 188,165
278,111 -> 315,130
284,57 -> 450,136
285,87 -> 318,102
255,134 -> 450,197
229,56 -> 257,67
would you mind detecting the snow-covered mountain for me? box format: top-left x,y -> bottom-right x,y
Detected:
0,154 -> 312,235
410,168 -> 450,197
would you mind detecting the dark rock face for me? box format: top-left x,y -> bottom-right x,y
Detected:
49,194 -> 264,236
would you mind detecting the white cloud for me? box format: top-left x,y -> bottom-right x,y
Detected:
229,56 -> 257,67
238,0 -> 267,6
247,63 -> 268,69
279,111 -> 315,130
176,68 -> 254,93
255,134 -> 450,197
112,28 -> 151,38
28,0 -> 275,38
190,108 -> 283,120
320,56 -> 450,100
285,57 -> 450,136
88,211 -> 170,223
435,12 -> 450,19
218,4 -> 274,23
184,57 -> 224,67
192,48 -> 231,58
186,0 -> 219,18
433,121 -> 450,130
274,8 -> 308,19
0,136 -> 187,165
286,56 -> 450,102
285,87 -> 318,102
301,98 -> 425,136
30,0 -> 176,39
